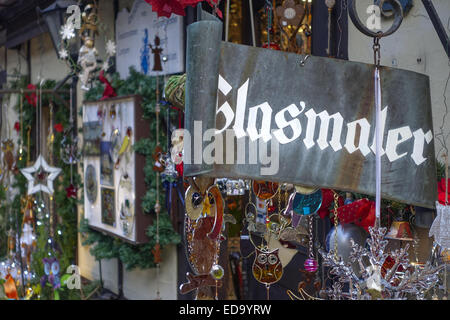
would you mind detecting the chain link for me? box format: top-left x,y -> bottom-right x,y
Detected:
373,37 -> 381,67
333,191 -> 339,261
308,215 -> 314,260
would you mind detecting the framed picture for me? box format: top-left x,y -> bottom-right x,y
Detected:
83,95 -> 152,244
82,121 -> 102,156
101,188 -> 116,227
100,141 -> 114,187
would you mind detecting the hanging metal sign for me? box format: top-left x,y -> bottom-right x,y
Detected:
183,12 -> 437,208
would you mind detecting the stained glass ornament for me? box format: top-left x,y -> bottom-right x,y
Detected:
252,247 -> 283,285
292,189 -> 322,216
252,181 -> 279,200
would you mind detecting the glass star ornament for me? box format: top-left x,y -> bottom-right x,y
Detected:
20,155 -> 62,195
60,23 -> 75,40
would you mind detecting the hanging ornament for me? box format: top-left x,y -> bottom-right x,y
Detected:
114,127 -> 132,169
429,201 -> 450,250
78,2 -> 99,90
291,186 -> 322,216
1,139 -> 18,181
3,274 -> 18,300
252,181 -> 279,200
20,155 -> 62,195
85,164 -> 98,204
252,246 -> 283,299
326,223 -> 368,265
275,0 -> 305,27
320,225 -> 445,300
66,184 -> 78,199
438,177 -> 450,205
304,215 -> 318,272
60,129 -> 80,165
105,39 -> 116,57
144,0 -> 185,18
41,258 -> 61,291
181,177 -> 225,299
99,70 -> 117,100
150,36 -> 163,72
331,198 -> 376,233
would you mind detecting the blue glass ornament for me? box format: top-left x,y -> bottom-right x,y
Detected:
292,189 -> 322,216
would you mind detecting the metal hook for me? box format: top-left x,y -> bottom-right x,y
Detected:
348,0 -> 403,39
299,55 -> 310,67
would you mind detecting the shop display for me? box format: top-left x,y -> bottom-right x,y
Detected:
83,95 -> 151,244
0,0 -> 448,303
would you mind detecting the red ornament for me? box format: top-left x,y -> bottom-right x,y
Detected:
176,161 -> 184,177
25,84 -> 37,107
66,184 -> 78,199
438,178 -> 450,205
317,189 -> 344,219
205,0 -> 223,18
144,0 -> 186,18
99,71 -> 117,100
262,42 -> 281,51
54,123 -> 64,133
331,198 -> 375,233
14,122 -> 20,133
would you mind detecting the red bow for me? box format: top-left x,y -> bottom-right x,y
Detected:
99,71 -> 117,100
145,0 -> 189,17
25,84 -> 37,107
438,178 -> 450,205
54,123 -> 64,133
145,0 -> 219,18
14,122 -> 20,133
331,198 -> 376,233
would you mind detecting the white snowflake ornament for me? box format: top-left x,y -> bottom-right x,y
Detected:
60,23 -> 75,40
106,40 -> 116,57
59,48 -> 69,60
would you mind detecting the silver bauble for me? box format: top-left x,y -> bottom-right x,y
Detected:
326,224 -> 368,264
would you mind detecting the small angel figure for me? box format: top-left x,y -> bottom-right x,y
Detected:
78,38 -> 98,90
149,35 -> 163,72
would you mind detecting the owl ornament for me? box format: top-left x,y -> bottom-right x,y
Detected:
180,177 -> 225,299
252,246 -> 283,299
252,246 -> 283,284
41,258 -> 61,293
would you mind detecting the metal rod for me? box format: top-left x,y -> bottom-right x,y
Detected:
249,0 -> 256,47
0,89 -> 70,94
421,0 -> 450,59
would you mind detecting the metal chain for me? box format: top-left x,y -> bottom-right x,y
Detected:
373,37 -> 381,68
333,191 -> 339,261
308,215 -> 314,260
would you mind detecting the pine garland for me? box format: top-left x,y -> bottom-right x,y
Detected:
80,67 -> 180,270
3,74 -> 80,299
